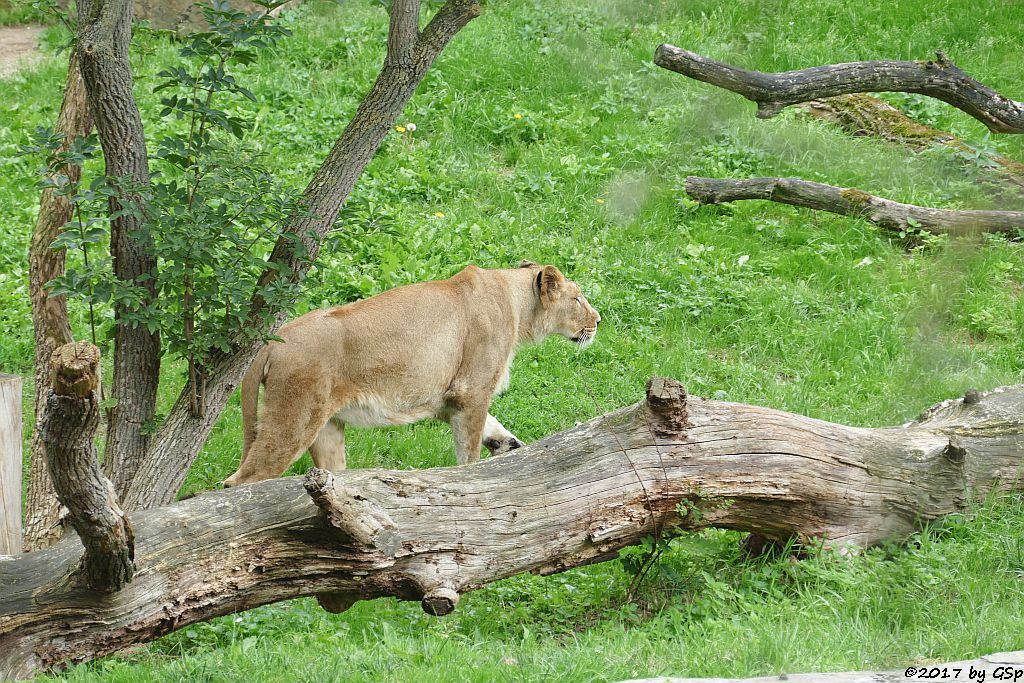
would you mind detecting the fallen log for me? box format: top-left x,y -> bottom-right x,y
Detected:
2,377 -> 1022,679
799,95 -> 1024,189
653,46 -> 1024,134
685,176 -> 1024,236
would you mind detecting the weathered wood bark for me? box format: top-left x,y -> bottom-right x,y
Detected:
799,95 -> 1024,189
0,375 -> 22,557
77,0 -> 161,498
23,46 -> 94,553
2,378 -> 1022,679
621,650 -> 1024,683
685,176 -> 1024,236
41,343 -> 134,591
653,46 -> 1024,134
119,0 -> 482,512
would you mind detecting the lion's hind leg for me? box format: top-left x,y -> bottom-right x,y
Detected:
224,380 -> 334,487
309,418 -> 347,471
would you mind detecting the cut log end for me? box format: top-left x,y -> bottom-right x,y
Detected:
421,587 -> 460,616
50,342 -> 100,399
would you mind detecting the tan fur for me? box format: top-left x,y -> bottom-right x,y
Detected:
224,263 -> 601,486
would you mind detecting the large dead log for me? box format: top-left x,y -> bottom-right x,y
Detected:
653,46 -> 1024,134
2,378 -> 1022,679
685,176 -> 1024,236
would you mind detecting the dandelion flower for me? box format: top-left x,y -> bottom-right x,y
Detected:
434,211 -> 446,218
405,122 -> 416,132
395,126 -> 407,133
513,113 -> 522,120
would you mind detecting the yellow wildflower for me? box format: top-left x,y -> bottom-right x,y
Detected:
595,198 -> 605,204
513,113 -> 522,120
434,211 -> 446,218
395,126 -> 407,133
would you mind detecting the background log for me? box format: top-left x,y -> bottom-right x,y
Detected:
653,46 -> 1024,133
0,375 -> 22,557
41,343 -> 134,592
685,176 -> 1024,236
799,95 -> 1024,190
1,378 -> 1022,679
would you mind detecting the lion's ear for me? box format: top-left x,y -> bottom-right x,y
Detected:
518,260 -> 538,268
537,265 -> 564,305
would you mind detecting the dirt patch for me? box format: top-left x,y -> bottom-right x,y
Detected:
0,25 -> 44,78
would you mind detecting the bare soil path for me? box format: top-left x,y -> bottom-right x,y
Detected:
0,25 -> 44,78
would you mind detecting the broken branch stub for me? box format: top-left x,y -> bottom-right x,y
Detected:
41,342 -> 134,592
654,46 -> 1024,134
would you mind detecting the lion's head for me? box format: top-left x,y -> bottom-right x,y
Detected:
520,261 -> 601,347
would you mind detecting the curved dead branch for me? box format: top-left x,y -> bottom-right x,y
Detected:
654,46 -> 1024,134
685,176 -> 1024,236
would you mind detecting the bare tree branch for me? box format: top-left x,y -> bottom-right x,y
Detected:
3,378 -> 1023,678
685,176 -> 1024,236
654,45 -> 1024,134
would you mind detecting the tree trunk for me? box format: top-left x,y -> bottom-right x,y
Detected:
2,378 -> 1022,679
684,176 -> 1024,236
119,0 -> 482,512
76,0 -> 161,498
23,48 -> 94,552
653,46 -> 1024,134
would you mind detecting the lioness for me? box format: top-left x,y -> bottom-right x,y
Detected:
223,261 -> 600,486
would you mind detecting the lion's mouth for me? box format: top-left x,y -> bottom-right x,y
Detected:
572,328 -> 597,347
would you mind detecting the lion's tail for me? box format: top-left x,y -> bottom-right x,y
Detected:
240,345 -> 270,463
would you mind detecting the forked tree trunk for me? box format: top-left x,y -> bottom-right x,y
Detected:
119,0 -> 482,512
2,378 -> 1021,679
23,46 -> 94,552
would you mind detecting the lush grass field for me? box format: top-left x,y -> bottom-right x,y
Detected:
1,0 -> 1023,680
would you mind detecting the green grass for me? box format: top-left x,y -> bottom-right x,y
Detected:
1,0 -> 1022,679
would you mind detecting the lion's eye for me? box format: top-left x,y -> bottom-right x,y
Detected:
574,296 -> 582,305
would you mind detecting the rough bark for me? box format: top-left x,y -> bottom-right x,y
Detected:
621,651 -> 1024,683
23,48 -> 94,552
41,343 -> 134,592
2,377 -> 1023,679
685,176 -> 1024,236
77,0 -> 161,497
120,0 -> 481,512
653,46 -> 1024,134
799,95 -> 1024,189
